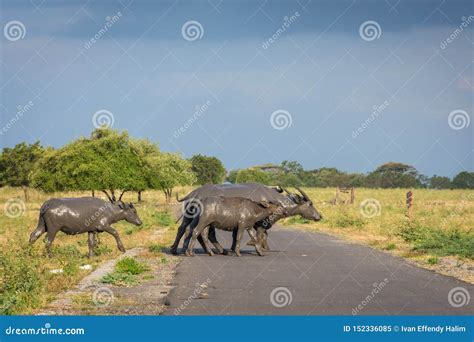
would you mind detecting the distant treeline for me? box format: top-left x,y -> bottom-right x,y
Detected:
227,161 -> 473,189
0,128 -> 472,203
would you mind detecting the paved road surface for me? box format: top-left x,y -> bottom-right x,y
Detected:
164,226 -> 473,315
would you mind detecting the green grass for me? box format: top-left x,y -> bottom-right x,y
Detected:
0,245 -> 44,314
153,212 -> 173,227
115,257 -> 149,275
399,222 -> 474,258
384,243 -> 396,251
427,256 -> 439,265
100,257 -> 150,286
148,243 -> 164,253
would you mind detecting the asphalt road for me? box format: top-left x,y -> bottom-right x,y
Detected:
164,226 -> 473,315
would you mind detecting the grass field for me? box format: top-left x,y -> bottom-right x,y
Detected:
0,186 -> 473,314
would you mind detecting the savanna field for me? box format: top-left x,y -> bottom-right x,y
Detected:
0,186 -> 473,314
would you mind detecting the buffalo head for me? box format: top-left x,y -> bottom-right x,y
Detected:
286,187 -> 322,221
117,201 -> 142,226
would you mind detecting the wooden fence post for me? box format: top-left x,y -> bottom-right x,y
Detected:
406,191 -> 413,220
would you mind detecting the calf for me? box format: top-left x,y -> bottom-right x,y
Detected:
183,196 -> 282,257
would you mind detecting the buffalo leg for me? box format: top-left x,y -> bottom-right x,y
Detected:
185,217 -> 210,257
262,231 -> 270,251
254,228 -> 265,256
233,224 -> 247,257
87,232 -> 97,258
103,226 -> 126,253
45,230 -> 59,257
231,227 -> 257,252
170,216 -> 192,255
207,226 -> 225,254
199,227 -> 214,256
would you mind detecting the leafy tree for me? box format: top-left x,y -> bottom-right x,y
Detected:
147,152 -> 196,201
281,160 -> 304,175
0,142 -> 44,201
366,162 -> 422,188
226,170 -> 238,184
31,128 -> 148,201
429,175 -> 452,189
235,168 -> 271,185
190,154 -> 226,185
452,171 -> 474,189
130,138 -> 160,201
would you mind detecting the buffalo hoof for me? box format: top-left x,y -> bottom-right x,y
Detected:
184,250 -> 194,257
221,249 -> 229,255
207,250 -> 215,256
119,247 -> 126,253
170,248 -> 178,255
235,251 -> 241,257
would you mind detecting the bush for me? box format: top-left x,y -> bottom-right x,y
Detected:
115,257 -> 149,275
100,257 -> 149,286
0,246 -> 43,314
154,212 -> 173,227
148,243 -> 164,253
399,222 -> 473,258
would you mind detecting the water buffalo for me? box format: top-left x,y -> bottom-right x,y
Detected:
183,196 -> 282,257
171,183 -> 322,255
29,197 -> 142,257
170,183 -> 287,255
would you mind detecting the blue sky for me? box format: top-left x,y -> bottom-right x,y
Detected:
0,0 -> 472,177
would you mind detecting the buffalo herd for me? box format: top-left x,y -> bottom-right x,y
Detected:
29,182 -> 322,257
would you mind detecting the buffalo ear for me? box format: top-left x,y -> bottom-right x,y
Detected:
117,201 -> 125,209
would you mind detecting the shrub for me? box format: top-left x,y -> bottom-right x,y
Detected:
0,246 -> 43,314
115,257 -> 149,275
399,222 -> 473,258
154,212 -> 173,227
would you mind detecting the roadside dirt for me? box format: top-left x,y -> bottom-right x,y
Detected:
37,246 -> 180,315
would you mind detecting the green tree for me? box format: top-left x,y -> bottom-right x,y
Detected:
367,162 -> 422,188
452,171 -> 474,189
190,154 -> 226,185
130,138 -> 160,201
226,170 -> 238,183
147,152 -> 196,201
235,168 -> 271,185
31,128 -> 148,201
0,142 -> 44,201
429,175 -> 452,189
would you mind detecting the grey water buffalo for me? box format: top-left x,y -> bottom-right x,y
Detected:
183,196 -> 282,257
170,183 -> 288,255
29,197 -> 142,257
184,186 -> 322,255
